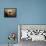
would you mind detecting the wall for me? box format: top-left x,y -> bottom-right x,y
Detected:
0,0 -> 46,44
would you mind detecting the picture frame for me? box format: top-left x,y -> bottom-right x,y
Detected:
4,8 -> 17,17
18,24 -> 46,41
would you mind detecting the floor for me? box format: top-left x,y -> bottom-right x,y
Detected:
19,39 -> 46,46
0,40 -> 46,46
0,44 -> 18,46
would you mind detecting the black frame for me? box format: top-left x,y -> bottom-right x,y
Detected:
4,8 -> 17,17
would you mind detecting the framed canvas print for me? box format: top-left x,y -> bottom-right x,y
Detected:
18,24 -> 46,41
4,8 -> 17,17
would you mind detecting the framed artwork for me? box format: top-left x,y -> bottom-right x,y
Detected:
18,24 -> 46,41
4,8 -> 17,17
